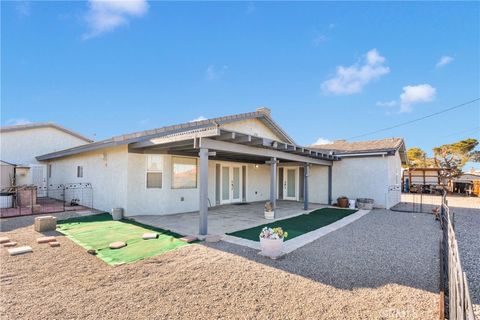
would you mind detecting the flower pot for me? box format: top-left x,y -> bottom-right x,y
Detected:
337,198 -> 349,208
260,237 -> 284,257
264,210 -> 274,220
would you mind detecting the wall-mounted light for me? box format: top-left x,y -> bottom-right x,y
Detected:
254,164 -> 259,169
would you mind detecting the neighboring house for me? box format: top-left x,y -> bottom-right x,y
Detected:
310,138 -> 407,209
33,108 -> 406,234
0,160 -> 15,189
0,123 -> 92,188
452,173 -> 480,196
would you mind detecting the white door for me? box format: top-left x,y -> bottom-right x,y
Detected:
283,168 -> 297,201
31,164 -> 47,197
220,165 -> 242,204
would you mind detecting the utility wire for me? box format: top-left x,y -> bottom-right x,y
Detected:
439,126 -> 480,138
345,97 -> 480,140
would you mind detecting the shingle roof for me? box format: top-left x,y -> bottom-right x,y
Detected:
310,138 -> 405,155
0,122 -> 93,143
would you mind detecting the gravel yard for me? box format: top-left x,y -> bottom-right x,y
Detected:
1,209 -> 440,319
450,205 -> 480,319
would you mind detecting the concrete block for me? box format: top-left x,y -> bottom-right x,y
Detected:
3,242 -> 17,247
49,241 -> 60,247
0,237 -> 10,244
34,216 -> 57,232
37,236 -> 56,244
205,235 -> 221,243
142,233 -> 159,240
180,235 -> 198,243
8,246 -> 32,256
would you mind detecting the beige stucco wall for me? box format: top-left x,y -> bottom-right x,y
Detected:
0,126 -> 89,166
221,119 -> 286,142
47,145 -> 128,212
308,165 -> 329,204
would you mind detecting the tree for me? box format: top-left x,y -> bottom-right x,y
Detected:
433,138 -> 479,180
406,147 -> 435,167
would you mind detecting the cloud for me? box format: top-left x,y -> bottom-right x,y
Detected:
436,55 -> 454,68
313,137 -> 332,145
205,65 -> 228,80
376,100 -> 397,107
6,118 -> 32,126
321,49 -> 390,95
189,116 -> 207,122
83,0 -> 149,40
399,84 -> 436,112
15,1 -> 31,17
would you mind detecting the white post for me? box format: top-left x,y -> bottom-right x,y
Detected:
304,163 -> 309,210
270,157 -> 277,210
199,148 -> 209,235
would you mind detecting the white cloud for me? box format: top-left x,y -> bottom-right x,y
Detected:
205,65 -> 228,80
190,116 -> 207,122
321,49 -> 390,95
376,100 -> 397,107
83,0 -> 149,40
436,55 -> 454,68
313,137 -> 332,145
399,84 -> 436,112
6,118 -> 32,126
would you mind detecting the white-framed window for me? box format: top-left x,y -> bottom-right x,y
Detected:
77,166 -> 83,178
146,155 -> 163,189
172,156 -> 197,189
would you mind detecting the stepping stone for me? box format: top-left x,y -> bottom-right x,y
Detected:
3,242 -> 17,248
180,235 -> 198,243
0,237 -> 10,244
142,233 -> 159,240
109,241 -> 127,249
49,241 -> 60,247
8,246 -> 32,256
37,236 -> 56,244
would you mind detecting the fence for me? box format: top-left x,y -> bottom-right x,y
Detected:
0,183 -> 93,218
439,191 -> 476,320
392,190 -> 443,214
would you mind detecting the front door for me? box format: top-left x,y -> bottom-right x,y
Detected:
31,164 -> 47,197
220,165 -> 242,204
283,168 -> 297,201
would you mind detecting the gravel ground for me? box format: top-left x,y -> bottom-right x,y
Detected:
450,205 -> 480,318
1,209 -> 440,319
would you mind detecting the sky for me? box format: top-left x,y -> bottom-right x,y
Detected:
2,1 -> 479,167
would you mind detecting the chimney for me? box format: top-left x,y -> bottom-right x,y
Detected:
256,107 -> 271,116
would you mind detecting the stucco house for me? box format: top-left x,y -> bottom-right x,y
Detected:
30,108 -> 406,235
0,123 -> 92,188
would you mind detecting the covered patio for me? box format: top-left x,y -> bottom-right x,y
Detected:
128,126 -> 340,235
131,200 -> 326,236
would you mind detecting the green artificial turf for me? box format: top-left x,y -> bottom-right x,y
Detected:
226,208 -> 357,242
57,213 -> 190,265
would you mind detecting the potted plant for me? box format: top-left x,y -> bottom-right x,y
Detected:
259,227 -> 288,258
337,196 -> 349,208
264,201 -> 274,219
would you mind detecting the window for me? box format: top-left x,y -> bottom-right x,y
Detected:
146,155 -> 163,188
47,164 -> 52,178
77,166 -> 83,178
172,157 -> 197,189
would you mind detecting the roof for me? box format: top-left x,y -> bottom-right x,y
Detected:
36,109 -> 300,161
0,122 -> 93,143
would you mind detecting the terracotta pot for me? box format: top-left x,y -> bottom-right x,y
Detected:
337,197 -> 349,208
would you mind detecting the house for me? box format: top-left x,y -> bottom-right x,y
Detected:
31,108 -> 406,235
310,138 -> 407,209
0,123 -> 92,188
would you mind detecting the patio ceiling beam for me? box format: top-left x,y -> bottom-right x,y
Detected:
216,131 -> 236,141
198,138 -> 332,166
130,128 -> 220,149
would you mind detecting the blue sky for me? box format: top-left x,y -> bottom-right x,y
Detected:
2,1 -> 479,166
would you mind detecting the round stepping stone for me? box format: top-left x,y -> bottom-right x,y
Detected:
109,241 -> 127,249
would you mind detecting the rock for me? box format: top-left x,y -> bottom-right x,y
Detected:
180,235 -> 198,243
87,249 -> 97,255
34,216 -> 57,232
37,236 -> 56,244
0,237 -> 10,244
8,246 -> 33,256
3,242 -> 17,247
49,241 -> 60,247
142,233 -> 159,240
109,241 -> 127,249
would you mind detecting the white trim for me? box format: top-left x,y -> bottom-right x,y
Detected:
337,152 -> 389,157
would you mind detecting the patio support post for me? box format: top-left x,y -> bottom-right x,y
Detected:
304,163 -> 309,210
328,165 -> 332,205
199,148 -> 209,235
270,157 -> 277,210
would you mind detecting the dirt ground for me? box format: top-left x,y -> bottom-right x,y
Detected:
0,212 -> 438,320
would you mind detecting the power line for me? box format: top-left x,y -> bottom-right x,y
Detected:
439,126 -> 480,138
345,97 -> 480,140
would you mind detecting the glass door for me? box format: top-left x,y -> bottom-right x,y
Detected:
283,168 -> 297,201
